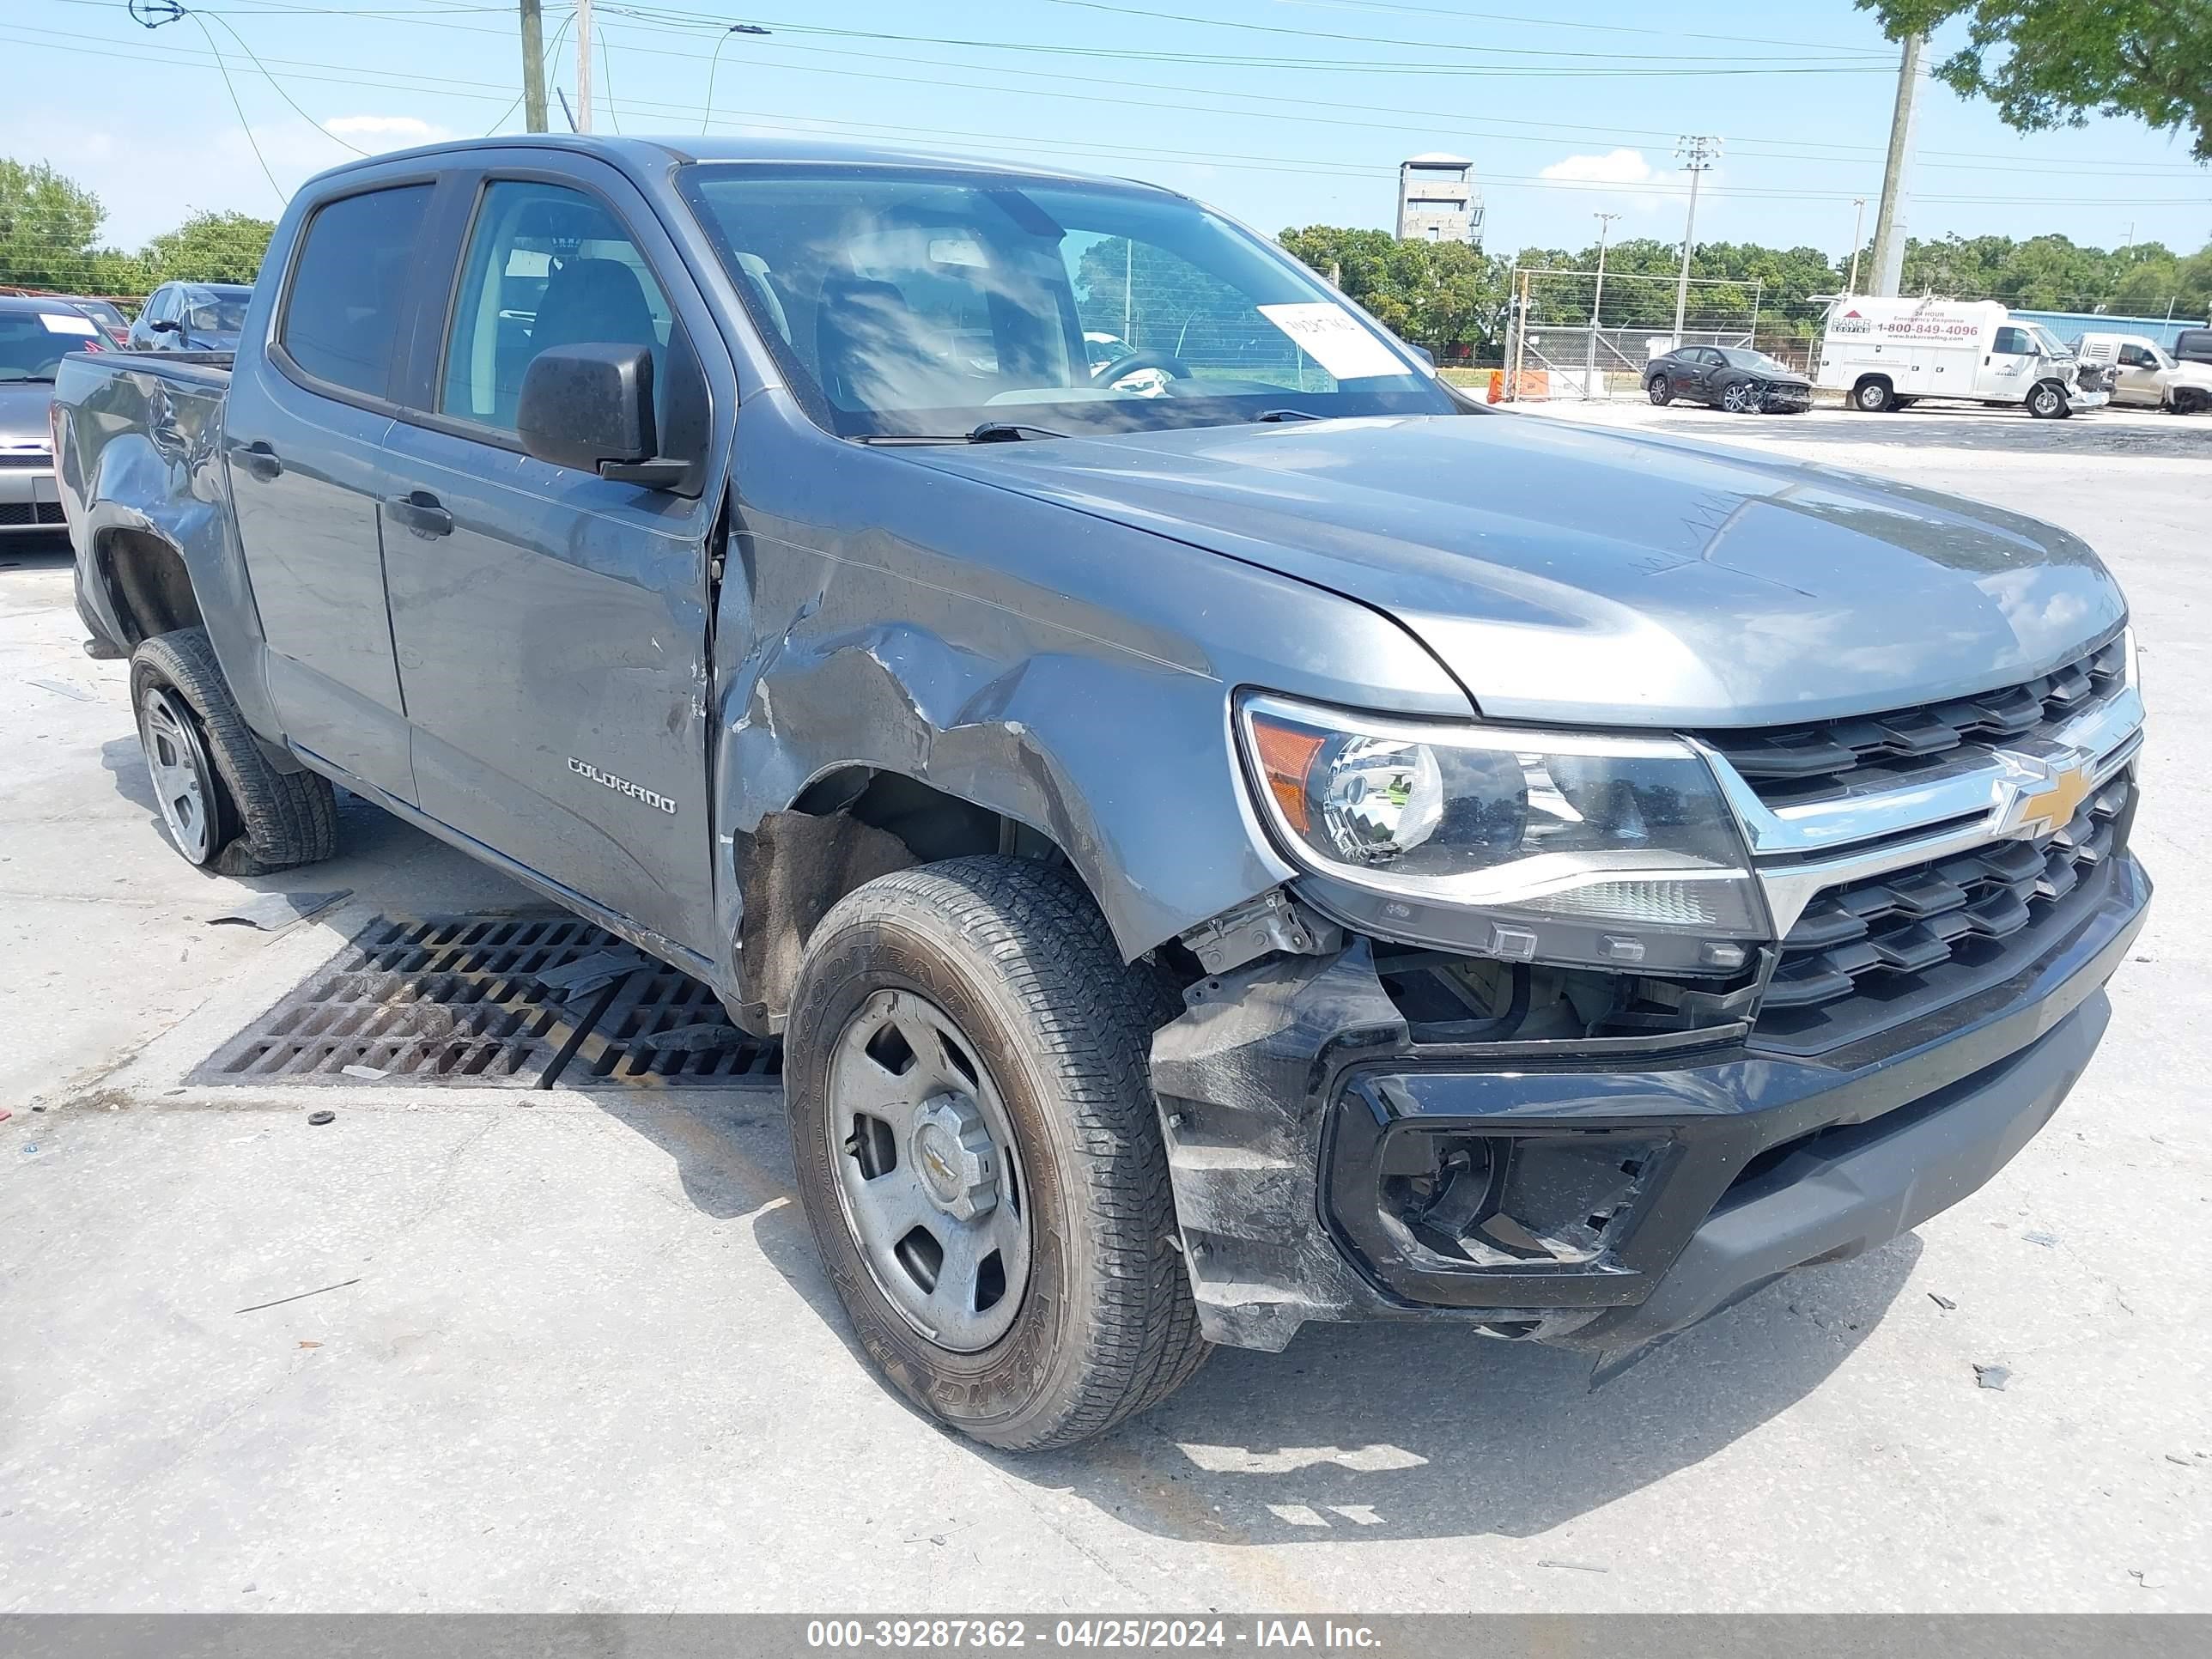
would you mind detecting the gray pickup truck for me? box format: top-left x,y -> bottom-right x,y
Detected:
52,137 -> 2148,1450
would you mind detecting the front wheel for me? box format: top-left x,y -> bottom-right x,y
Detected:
1647,375 -> 1674,405
1720,380 -> 1762,414
2027,380 -> 2068,419
785,856 -> 1206,1450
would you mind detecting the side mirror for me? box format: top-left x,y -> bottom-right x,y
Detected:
517,343 -> 687,488
1407,343 -> 1437,368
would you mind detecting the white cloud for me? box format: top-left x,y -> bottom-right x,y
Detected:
1536,148 -> 1714,216
1540,148 -> 1661,187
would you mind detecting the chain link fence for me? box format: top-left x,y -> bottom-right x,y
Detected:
1492,267 -> 1786,402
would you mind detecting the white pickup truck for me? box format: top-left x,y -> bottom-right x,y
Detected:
2075,331 -> 2212,414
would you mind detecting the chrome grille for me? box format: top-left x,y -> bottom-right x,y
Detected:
1753,775 -> 2133,1054
1705,636 -> 2127,809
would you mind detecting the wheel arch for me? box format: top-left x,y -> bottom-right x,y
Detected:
95,526 -> 204,649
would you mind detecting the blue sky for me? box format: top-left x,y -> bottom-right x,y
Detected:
4,0 -> 2207,260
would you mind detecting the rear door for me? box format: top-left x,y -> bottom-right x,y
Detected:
222,176 -> 443,801
377,158 -> 731,958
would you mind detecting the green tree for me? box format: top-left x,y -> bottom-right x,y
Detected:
1277,226 -> 1509,355
0,157 -> 107,289
1859,2 -> 2212,161
141,210 -> 275,285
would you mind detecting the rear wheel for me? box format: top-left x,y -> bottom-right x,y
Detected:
1852,377 -> 1893,412
130,629 -> 338,874
2027,380 -> 2068,419
1647,375 -> 1674,405
785,856 -> 1206,1450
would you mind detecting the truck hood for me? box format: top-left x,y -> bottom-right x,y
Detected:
905,413 -> 2124,727
0,381 -> 54,451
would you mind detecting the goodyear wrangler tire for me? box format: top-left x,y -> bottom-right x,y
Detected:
785,855 -> 1206,1450
129,628 -> 337,875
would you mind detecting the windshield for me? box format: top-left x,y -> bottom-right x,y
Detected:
182,289 -> 250,336
1717,349 -> 1794,374
2027,325 -> 2069,359
0,312 -> 94,380
678,163 -> 1454,437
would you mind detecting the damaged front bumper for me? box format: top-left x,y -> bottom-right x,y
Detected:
1147,849 -> 2148,1360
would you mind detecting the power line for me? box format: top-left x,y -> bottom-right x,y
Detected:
53,0 -> 2209,175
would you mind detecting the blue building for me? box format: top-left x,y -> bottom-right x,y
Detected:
2009,307 -> 2209,350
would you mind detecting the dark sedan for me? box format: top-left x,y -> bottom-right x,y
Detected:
1645,345 -> 1812,414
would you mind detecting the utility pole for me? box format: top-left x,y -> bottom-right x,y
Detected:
518,0 -> 548,134
575,0 -> 594,132
1869,32 -> 1923,296
1671,135 -> 1719,346
1845,196 -> 1867,295
1584,210 -> 1619,398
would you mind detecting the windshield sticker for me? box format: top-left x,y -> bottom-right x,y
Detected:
39,313 -> 100,336
1257,303 -> 1407,380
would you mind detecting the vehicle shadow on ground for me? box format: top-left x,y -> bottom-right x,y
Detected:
99,735 -> 470,885
593,1085 -> 1924,1545
1027,1233 -> 1920,1544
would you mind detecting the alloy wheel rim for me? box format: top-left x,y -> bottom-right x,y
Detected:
825,988 -> 1032,1352
138,686 -> 215,861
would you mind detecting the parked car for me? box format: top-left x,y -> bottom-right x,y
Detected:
1816,296 -> 2104,416
2077,331 -> 2212,413
1,294 -> 106,539
126,281 -> 252,352
58,295 -> 132,348
52,137 -> 2148,1451
1644,345 -> 1813,413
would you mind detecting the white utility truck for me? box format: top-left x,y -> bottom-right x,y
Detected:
1816,297 -> 2106,417
2075,332 -> 2212,414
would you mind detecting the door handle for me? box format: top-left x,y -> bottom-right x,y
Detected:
237,441 -> 282,482
385,489 -> 454,538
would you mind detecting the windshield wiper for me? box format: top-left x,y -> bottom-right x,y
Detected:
965,421 -> 1070,443
1252,408 -> 1323,422
850,421 -> 1072,446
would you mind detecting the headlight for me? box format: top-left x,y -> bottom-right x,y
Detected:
1239,693 -> 1768,974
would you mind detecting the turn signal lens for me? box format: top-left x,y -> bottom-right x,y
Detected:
1250,717 -> 1326,834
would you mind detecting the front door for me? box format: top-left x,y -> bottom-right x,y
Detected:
2113,344 -> 2164,407
1980,324 -> 2036,400
378,168 -> 722,957
223,180 -> 438,802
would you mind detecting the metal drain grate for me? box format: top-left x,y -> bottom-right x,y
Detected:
193,914 -> 780,1090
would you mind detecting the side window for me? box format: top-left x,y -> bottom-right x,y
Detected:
145,289 -> 173,326
1993,327 -> 2030,356
440,179 -> 674,434
280,185 -> 434,398
2119,345 -> 2151,368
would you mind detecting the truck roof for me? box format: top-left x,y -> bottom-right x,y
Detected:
301,133 -> 1174,197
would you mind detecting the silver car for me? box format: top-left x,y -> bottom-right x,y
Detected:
0,295 -> 102,540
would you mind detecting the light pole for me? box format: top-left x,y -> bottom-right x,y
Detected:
1845,197 -> 1867,295
1584,210 -> 1619,397
1672,135 -> 1719,347
703,22 -> 772,134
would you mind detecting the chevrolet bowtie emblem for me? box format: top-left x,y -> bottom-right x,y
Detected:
1994,748 -> 2098,840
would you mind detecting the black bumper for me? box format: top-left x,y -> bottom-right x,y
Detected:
1148,851 -> 2148,1355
